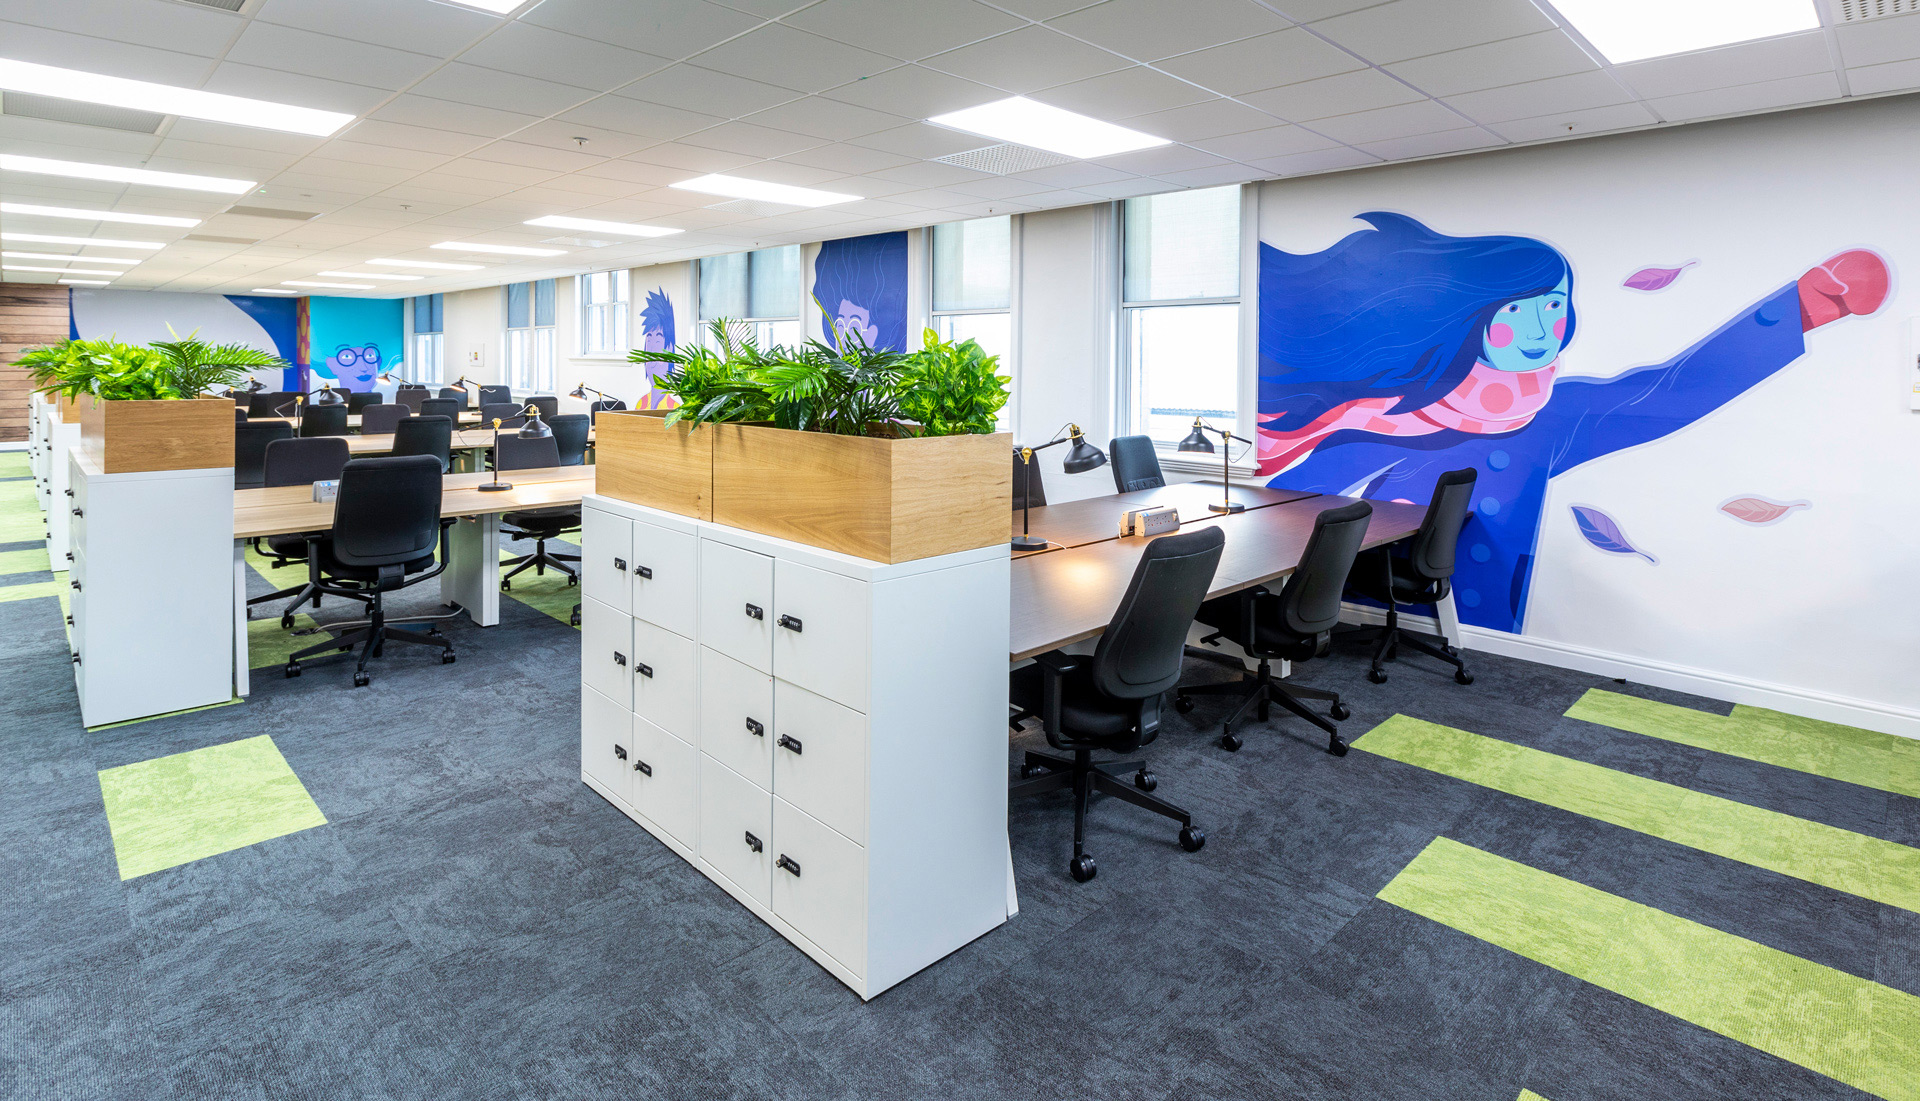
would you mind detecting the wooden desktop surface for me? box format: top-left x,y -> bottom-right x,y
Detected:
1013,481 -> 1318,557
342,429 -> 499,454
234,467 -> 594,539
257,411 -> 485,429
1009,494 -> 1427,661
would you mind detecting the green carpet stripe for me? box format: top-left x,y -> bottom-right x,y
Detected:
1517,1092 -> 1552,1101
1352,716 -> 1920,913
0,578 -> 64,604
98,735 -> 327,880
0,546 -> 50,575
1567,689 -> 1920,800
0,451 -> 28,478
1380,838 -> 1920,1101
497,545 -> 581,628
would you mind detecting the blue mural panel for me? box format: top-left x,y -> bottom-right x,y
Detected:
813,231 -> 908,351
307,296 -> 403,393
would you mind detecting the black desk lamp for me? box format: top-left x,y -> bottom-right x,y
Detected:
1176,418 -> 1245,514
478,404 -> 553,493
568,383 -> 609,403
273,384 -> 343,433
1013,424 -> 1106,550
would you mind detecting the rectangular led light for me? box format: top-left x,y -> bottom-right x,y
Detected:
2,232 -> 164,250
318,270 -> 424,280
249,288 -> 300,294
669,174 -> 859,208
0,202 -> 200,227
2,251 -> 141,265
441,0 -> 525,12
1549,0 -> 1820,64
524,215 -> 681,238
928,96 -> 1170,159
0,58 -> 354,136
0,154 -> 254,194
366,258 -> 486,271
59,279 -> 110,286
6,265 -> 125,275
284,280 -> 374,289
431,241 -> 567,257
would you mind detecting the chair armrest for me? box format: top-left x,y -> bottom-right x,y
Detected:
1032,650 -> 1082,676
1032,649 -> 1081,746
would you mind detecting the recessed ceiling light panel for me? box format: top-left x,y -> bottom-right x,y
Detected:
440,0 -> 526,12
927,96 -> 1170,159
0,154 -> 254,194
5,265 -> 124,275
668,174 -> 859,208
431,241 -> 567,256
366,258 -> 487,271
249,288 -> 300,294
318,270 -> 423,280
60,279 -> 111,286
0,203 -> 199,227
2,251 -> 142,265
1549,0 -> 1820,63
524,215 -> 682,238
2,232 -> 164,249
0,58 -> 354,136
284,280 -> 375,289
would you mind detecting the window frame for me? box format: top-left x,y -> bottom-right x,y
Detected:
577,269 -> 631,359
504,278 -> 557,393
407,294 -> 444,385
927,215 -> 1017,432
697,246 -> 802,351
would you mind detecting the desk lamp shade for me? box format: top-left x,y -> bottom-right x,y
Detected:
480,404 -> 549,491
1062,429 -> 1107,474
310,385 -> 345,406
1177,418 -> 1243,514
1177,421 -> 1215,454
519,407 -> 553,439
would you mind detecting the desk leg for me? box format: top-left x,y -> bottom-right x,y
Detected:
233,540 -> 251,698
1436,591 -> 1463,650
1005,837 -> 1020,918
443,513 -> 500,626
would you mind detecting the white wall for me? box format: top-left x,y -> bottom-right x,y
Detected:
1011,204 -> 1122,503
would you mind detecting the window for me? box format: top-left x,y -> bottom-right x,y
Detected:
409,294 -> 443,385
699,245 -> 800,348
1120,185 -> 1242,446
930,214 -> 1012,364
505,278 -> 556,392
579,269 -> 630,356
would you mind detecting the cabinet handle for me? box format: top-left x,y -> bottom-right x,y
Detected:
777,614 -> 803,633
744,602 -> 763,620
744,831 -> 763,853
744,717 -> 764,738
613,651 -> 627,666
70,653 -> 81,666
614,744 -> 627,760
634,760 -> 652,777
777,734 -> 803,755
64,552 -> 71,562
613,557 -> 627,572
69,580 -> 80,591
635,662 -> 653,679
63,488 -> 72,497
71,508 -> 82,517
776,854 -> 801,877
634,565 -> 652,579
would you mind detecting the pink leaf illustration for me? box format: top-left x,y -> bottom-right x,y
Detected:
1719,496 -> 1810,526
1622,262 -> 1697,292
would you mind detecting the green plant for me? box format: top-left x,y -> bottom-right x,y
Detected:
757,333 -> 913,437
636,319 -> 778,428
898,328 -> 1010,437
23,333 -> 284,402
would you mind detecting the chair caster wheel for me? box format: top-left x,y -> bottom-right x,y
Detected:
1219,732 -> 1242,752
500,580 -> 511,591
568,576 -> 578,587
1455,670 -> 1475,685
281,615 -> 294,630
1069,854 -> 1097,882
441,652 -> 457,664
569,614 -> 581,627
352,672 -> 370,688
1020,763 -> 1047,779
1134,769 -> 1157,792
1368,668 -> 1388,684
1173,695 -> 1195,714
1179,826 -> 1206,852
1330,702 -> 1351,721
1327,735 -> 1349,757
284,662 -> 300,678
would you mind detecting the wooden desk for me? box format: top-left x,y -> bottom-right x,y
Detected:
256,411 -> 483,429
1012,481 -> 1318,557
1009,494 -> 1428,661
342,429 -> 498,455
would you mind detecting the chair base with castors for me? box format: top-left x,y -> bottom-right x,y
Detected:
1343,467 -> 1478,688
1344,611 -> 1474,685
499,537 -> 579,589
284,602 -> 455,687
1011,747 -> 1204,881
1175,655 -> 1350,755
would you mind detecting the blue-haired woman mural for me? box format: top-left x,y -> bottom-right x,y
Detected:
813,231 -> 908,351
635,288 -> 678,401
1259,211 -> 1889,633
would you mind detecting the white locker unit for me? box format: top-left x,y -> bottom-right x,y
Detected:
578,492 -> 1011,1000
34,402 -> 82,562
67,450 -> 235,727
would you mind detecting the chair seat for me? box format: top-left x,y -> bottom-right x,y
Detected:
1009,661 -> 1140,742
502,506 -> 580,532
265,531 -> 324,558
1195,591 -> 1323,661
317,550 -> 436,585
1349,548 -> 1450,605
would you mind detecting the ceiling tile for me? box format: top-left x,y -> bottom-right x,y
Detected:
1244,145 -> 1381,176
1646,71 -> 1843,123
1487,101 -> 1659,144
1034,66 -> 1216,118
943,175 -> 1057,199
1156,29 -> 1365,98
777,143 -> 918,175
920,27 -> 1130,93
1010,160 -> 1134,188
1847,56 -> 1920,96
678,120 -> 824,158
866,161 -> 995,188
1123,98 -> 1278,141
225,21 -> 441,92
314,140 -> 451,173
163,119 -> 329,156
254,0 -> 495,55
1240,68 -> 1424,122
820,64 -> 1003,117
738,97 -> 912,142
458,23 -> 671,93
0,0 -> 238,57
1091,144 -> 1233,175
335,119 -> 484,157
1384,30 -> 1598,98
1614,33 -> 1832,100
1071,177 -> 1169,199
691,24 -> 897,94
1155,163 -> 1256,187
558,97 -> 727,141
464,140 -> 604,173
1354,126 -> 1505,161
1445,70 -> 1630,126
411,63 -> 598,115
505,119 -> 659,160
369,95 -> 543,140
1307,98 -> 1471,144
0,20 -> 218,84
1192,124 -> 1340,161
1835,11 -> 1920,68
622,141 -> 760,173
521,0 -> 764,58
200,61 -> 392,115
849,122 -> 997,159
1046,0 -> 1288,63
783,0 -> 1024,62
617,65 -> 801,118
1308,0 -> 1555,66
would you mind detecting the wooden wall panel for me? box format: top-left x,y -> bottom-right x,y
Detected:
0,284 -> 70,442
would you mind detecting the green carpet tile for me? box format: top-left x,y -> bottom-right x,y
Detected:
1569,688 -> 1920,799
1518,1092 -> 1553,1101
497,545 -> 580,627
1381,838 -> 1920,1101
0,545 -> 49,575
0,481 -> 44,543
0,449 -> 28,477
97,735 -> 327,880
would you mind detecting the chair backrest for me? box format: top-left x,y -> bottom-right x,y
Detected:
332,455 -> 443,568
495,433 -> 560,471
396,382 -> 428,391
525,395 -> 558,420
263,436 -> 350,488
478,402 -> 524,428
1089,525 -> 1225,702
419,398 -> 463,421
346,391 -> 382,414
1407,468 -> 1477,582
588,398 -> 626,423
299,403 -> 350,437
359,403 -> 408,435
234,407 -> 248,423
250,391 -> 300,418
1107,435 -> 1166,493
1011,449 -> 1046,509
392,415 -> 453,472
478,384 -> 512,406
437,387 -> 468,404
395,389 -> 427,413
550,413 -> 591,465
1276,500 -> 1373,637
234,421 -> 294,487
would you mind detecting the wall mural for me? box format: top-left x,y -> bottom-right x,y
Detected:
813,231 -> 908,351
305,297 -> 403,393
68,288 -> 301,389
634,287 -> 678,409
1257,211 -> 1889,634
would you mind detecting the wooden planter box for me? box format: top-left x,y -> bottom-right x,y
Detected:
593,408 -> 714,521
79,396 -> 235,474
711,424 -> 1010,564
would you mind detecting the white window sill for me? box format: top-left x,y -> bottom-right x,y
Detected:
569,354 -> 629,363
1160,451 -> 1260,478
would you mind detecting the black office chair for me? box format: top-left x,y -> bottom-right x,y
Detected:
346,392 -> 383,415
359,403 -> 408,435
250,391 -> 300,418
299,403 -> 350,437
284,455 -> 455,686
234,407 -> 248,424
496,434 -> 580,590
419,398 -> 463,422
392,415 -> 454,473
525,395 -> 558,421
1180,501 -> 1373,755
234,420 -> 293,489
248,436 -> 352,627
1011,449 -> 1046,510
1345,468 -> 1477,686
478,384 -> 512,406
437,387 -> 468,404
395,389 -> 427,414
588,398 -> 626,423
478,402 -> 525,428
550,413 -> 590,466
1108,435 -> 1166,493
1010,525 -> 1223,882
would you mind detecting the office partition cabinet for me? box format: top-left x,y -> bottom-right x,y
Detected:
30,396 -> 82,560
578,492 -> 1012,999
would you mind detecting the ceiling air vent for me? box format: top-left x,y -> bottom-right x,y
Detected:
225,206 -> 318,221
1829,0 -> 1920,19
184,233 -> 258,245
933,144 -> 1075,175
706,199 -> 802,218
172,0 -> 248,11
0,91 -> 165,135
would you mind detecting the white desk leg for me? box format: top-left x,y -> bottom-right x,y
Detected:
442,513 -> 501,626
233,539 -> 251,698
1436,590 -> 1463,650
1005,836 -> 1020,918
